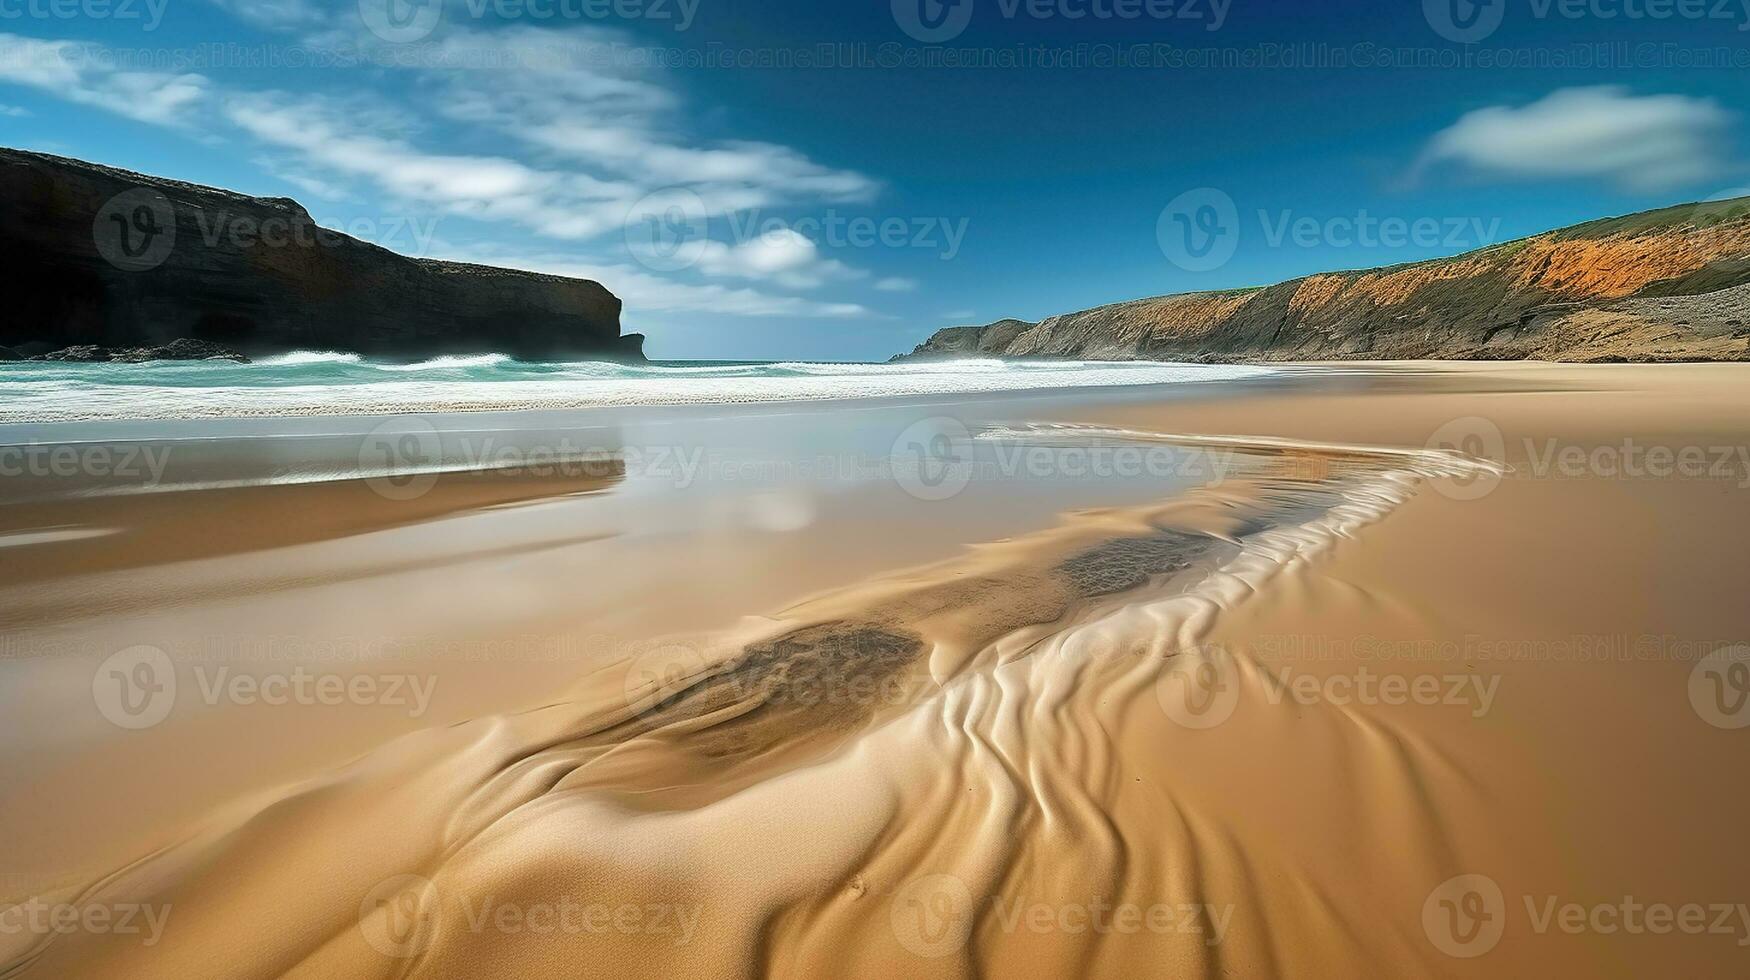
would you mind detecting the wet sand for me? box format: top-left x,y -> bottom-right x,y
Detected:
3,363 -> 1748,978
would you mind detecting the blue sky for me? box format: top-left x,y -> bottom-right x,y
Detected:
2,0 -> 1747,359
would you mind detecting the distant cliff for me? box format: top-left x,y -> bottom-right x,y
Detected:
0,148 -> 640,361
902,198 -> 1750,363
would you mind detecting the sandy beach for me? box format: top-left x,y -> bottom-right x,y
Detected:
3,362 -> 1748,978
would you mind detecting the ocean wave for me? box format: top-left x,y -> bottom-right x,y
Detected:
255,351 -> 365,366
375,353 -> 514,372
0,360 -> 1274,423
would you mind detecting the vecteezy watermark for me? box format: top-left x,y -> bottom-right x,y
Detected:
1427,415 -> 1750,501
93,188 -> 444,268
621,636 -> 918,720
1423,874 -> 1507,957
1423,873 -> 1750,957
1424,416 -> 1508,501
1156,645 -> 1501,729
622,641 -> 709,717
0,0 -> 165,29
358,875 -> 701,959
889,873 -> 1232,958
190,211 -> 444,257
356,421 -> 636,502
1155,644 -> 1241,729
893,0 -> 1231,44
891,417 -> 975,502
1158,188 -> 1504,273
1261,666 -> 1501,718
1157,188 -> 1240,274
359,875 -> 440,958
727,211 -> 970,261
1253,631 -> 1740,666
889,418 -> 1239,502
359,418 -> 443,501
459,895 -> 701,945
358,0 -> 700,43
1519,438 -> 1750,488
0,898 -> 172,948
623,187 -> 709,273
0,442 -> 172,484
621,189 -> 969,274
91,645 -> 439,730
1689,645 -> 1750,729
92,645 -> 177,730
1425,0 -> 1750,43
93,188 -> 175,272
1423,0 -> 1510,42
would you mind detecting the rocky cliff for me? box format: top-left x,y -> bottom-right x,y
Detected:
902,197 -> 1750,363
0,148 -> 639,361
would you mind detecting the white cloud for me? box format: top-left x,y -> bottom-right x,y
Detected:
1417,87 -> 1734,192
256,163 -> 354,202
693,229 -> 862,290
419,28 -> 877,211
443,247 -> 874,319
874,277 -> 917,292
0,34 -> 207,126
1,21 -> 890,322
223,92 -> 638,239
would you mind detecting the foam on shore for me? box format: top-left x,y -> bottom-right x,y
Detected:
0,358 -> 1271,423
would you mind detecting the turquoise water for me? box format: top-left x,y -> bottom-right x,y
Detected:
0,352 -> 1272,423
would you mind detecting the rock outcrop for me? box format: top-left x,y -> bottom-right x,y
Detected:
901,197 -> 1750,363
0,148 -> 637,362
30,339 -> 249,363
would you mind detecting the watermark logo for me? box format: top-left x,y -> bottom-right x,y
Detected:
93,188 -> 175,272
1424,0 -> 1507,42
622,642 -> 709,716
0,442 -> 171,483
892,417 -> 975,501
1689,645 -> 1750,730
624,187 -> 710,273
0,898 -> 172,947
0,0 -> 169,30
893,0 -> 976,43
360,418 -> 442,501
891,873 -> 974,958
1155,644 -> 1240,729
359,874 -> 440,958
1157,188 -> 1239,273
92,645 -> 176,730
1423,873 -> 1506,958
1261,667 -> 1501,718
1425,416 -> 1507,501
359,0 -> 444,42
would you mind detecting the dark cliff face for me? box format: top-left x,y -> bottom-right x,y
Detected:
0,148 -> 637,361
903,197 -> 1750,364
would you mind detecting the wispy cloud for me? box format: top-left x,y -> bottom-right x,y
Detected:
0,33 -> 206,126
694,229 -> 862,290
0,13 -> 889,320
1415,87 -> 1734,192
444,247 -> 874,319
223,91 -> 638,239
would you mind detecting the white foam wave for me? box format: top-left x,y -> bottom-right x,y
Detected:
0,361 -> 1274,423
256,351 -> 364,366
376,353 -> 513,372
